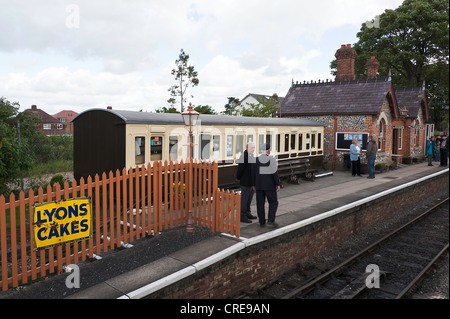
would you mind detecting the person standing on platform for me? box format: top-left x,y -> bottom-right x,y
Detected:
426,137 -> 434,166
350,138 -> 362,176
366,135 -> 377,179
440,135 -> 447,166
236,142 -> 257,223
252,143 -> 281,228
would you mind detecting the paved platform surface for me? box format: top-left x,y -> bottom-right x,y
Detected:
0,162 -> 448,299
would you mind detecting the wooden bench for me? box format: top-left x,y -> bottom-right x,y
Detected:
277,158 -> 315,184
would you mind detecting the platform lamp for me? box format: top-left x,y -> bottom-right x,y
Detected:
181,103 -> 200,232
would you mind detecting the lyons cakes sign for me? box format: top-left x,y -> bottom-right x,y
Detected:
33,198 -> 92,250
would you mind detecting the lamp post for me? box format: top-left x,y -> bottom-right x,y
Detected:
181,103 -> 200,232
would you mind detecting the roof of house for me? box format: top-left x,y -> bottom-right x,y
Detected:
26,106 -> 60,124
241,93 -> 284,105
395,87 -> 428,119
53,110 -> 79,122
279,77 -> 394,116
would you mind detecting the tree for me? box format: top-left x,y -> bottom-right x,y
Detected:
330,0 -> 449,130
155,106 -> 179,113
222,97 -> 241,115
167,49 -> 199,112
0,97 -> 39,194
353,0 -> 448,86
238,96 -> 280,118
193,105 -> 217,115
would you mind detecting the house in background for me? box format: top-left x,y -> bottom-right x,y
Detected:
25,105 -> 76,136
279,44 -> 430,170
235,93 -> 284,116
53,110 -> 78,135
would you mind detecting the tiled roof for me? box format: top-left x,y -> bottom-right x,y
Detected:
395,87 -> 427,118
279,78 -> 393,116
26,108 -> 60,124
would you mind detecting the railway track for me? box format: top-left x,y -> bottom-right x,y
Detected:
278,198 -> 449,299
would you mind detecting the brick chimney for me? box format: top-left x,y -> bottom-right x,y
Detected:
335,44 -> 357,81
366,56 -> 380,79
31,105 -> 37,110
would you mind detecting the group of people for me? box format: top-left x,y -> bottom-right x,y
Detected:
236,142 -> 280,227
426,134 -> 448,167
350,135 -> 378,179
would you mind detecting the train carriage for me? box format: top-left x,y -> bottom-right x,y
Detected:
73,108 -> 324,187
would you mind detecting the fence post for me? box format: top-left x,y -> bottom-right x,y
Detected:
0,195 -> 8,291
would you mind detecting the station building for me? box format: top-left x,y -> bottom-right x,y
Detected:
279,44 -> 431,170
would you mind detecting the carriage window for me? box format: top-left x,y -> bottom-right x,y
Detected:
187,135 -> 196,159
151,136 -> 163,161
318,133 -> 322,149
276,134 -> 280,152
284,134 -> 289,152
213,135 -> 221,159
258,134 -> 265,151
135,137 -> 145,165
311,134 -> 316,149
169,136 -> 178,161
236,135 -> 244,158
247,135 -> 254,144
306,133 -> 310,150
298,133 -> 303,151
290,134 -> 296,150
200,134 -> 211,160
226,135 -> 233,157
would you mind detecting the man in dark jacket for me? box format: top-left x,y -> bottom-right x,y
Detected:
236,142 -> 257,223
252,143 -> 281,228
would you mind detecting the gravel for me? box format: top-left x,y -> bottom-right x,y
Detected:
257,189 -> 449,299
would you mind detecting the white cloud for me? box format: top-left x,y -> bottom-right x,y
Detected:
0,0 -> 405,114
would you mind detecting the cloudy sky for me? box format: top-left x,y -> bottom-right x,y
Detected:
0,0 -> 404,115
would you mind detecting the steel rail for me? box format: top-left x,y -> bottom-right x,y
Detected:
281,197 -> 449,299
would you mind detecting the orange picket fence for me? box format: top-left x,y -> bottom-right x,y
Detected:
0,160 -> 240,291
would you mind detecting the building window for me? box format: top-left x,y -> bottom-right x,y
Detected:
398,128 -> 403,150
43,124 -> 51,130
57,124 -> 63,130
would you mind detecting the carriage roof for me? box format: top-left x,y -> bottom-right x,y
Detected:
74,108 -> 324,127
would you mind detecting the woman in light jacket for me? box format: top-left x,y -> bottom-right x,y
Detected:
350,138 -> 362,177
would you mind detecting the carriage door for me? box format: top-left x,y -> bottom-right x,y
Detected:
150,136 -> 163,161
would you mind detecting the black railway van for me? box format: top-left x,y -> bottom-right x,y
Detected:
73,108 -> 324,187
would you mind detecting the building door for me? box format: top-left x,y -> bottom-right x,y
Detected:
392,129 -> 398,155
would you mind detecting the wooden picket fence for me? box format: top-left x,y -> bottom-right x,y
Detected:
0,160 -> 240,291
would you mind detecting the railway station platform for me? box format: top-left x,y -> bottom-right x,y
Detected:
1,162 -> 448,300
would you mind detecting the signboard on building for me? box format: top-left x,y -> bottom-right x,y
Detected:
33,198 -> 92,250
335,132 -> 369,151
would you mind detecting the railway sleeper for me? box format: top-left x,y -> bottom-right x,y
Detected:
331,270 -> 388,299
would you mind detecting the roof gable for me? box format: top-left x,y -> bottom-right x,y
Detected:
395,87 -> 428,120
280,78 -> 394,116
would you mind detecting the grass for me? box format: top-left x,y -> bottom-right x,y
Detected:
24,160 -> 73,177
